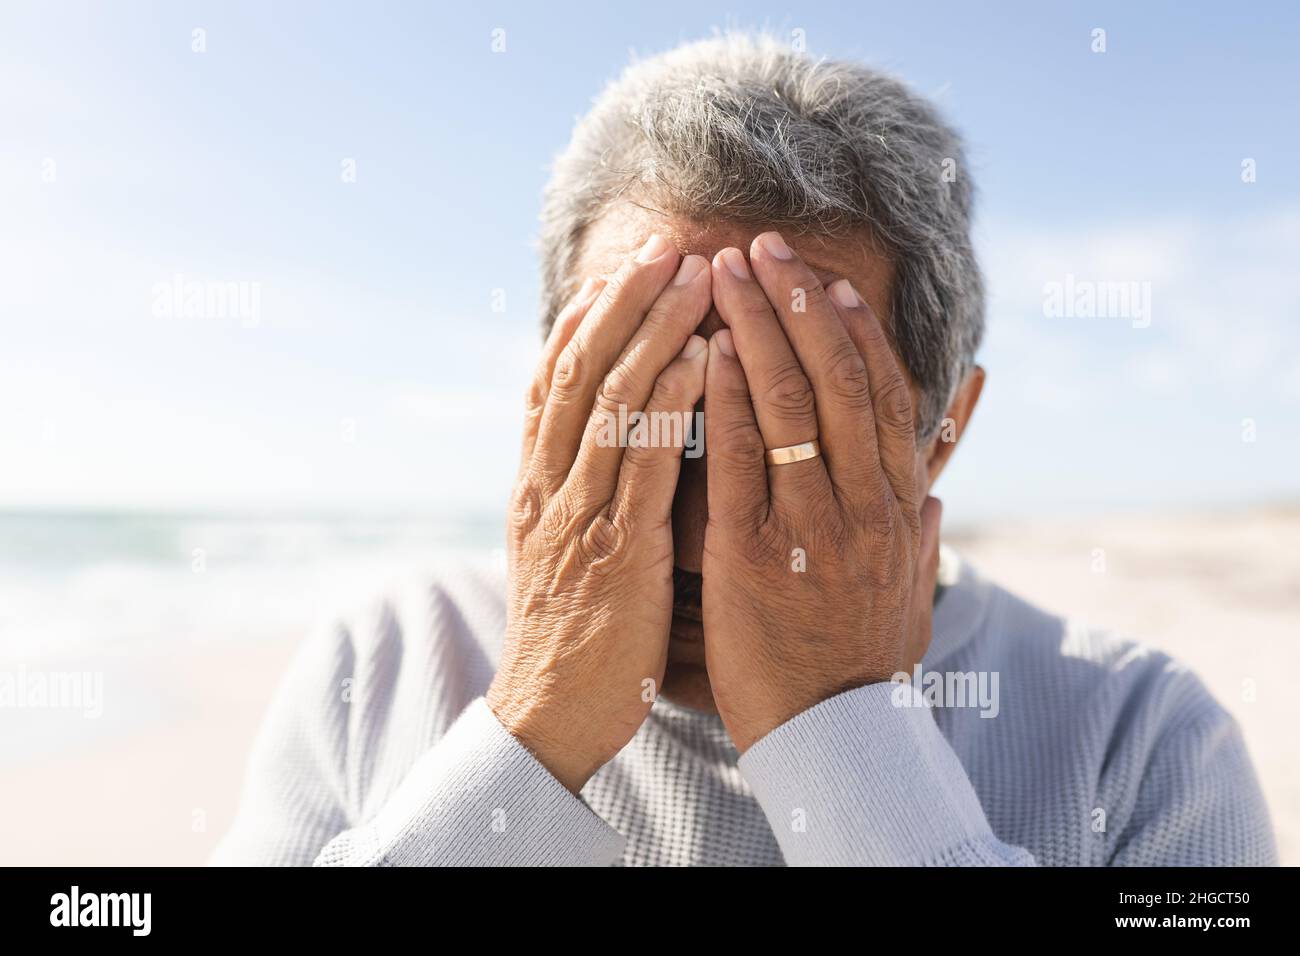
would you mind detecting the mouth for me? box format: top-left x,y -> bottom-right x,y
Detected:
671,566 -> 703,626
671,603 -> 703,624
669,567 -> 706,665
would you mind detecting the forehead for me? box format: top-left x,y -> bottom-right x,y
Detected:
573,201 -> 896,326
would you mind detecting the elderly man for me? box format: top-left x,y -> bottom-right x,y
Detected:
214,35 -> 1275,866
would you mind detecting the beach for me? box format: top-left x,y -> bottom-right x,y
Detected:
1,508 -> 1295,865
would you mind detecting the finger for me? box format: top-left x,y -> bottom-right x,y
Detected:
609,335 -> 709,531
520,276 -> 605,469
747,232 -> 883,503
904,495 -> 943,666
828,277 -> 918,509
703,328 -> 769,533
531,234 -> 681,492
918,495 -> 942,581
570,254 -> 711,505
709,246 -> 831,505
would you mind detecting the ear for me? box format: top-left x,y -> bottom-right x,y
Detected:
920,366 -> 985,490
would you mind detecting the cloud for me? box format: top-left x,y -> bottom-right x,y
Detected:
979,207 -> 1300,405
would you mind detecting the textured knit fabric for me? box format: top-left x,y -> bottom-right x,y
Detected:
211,549 -> 1276,867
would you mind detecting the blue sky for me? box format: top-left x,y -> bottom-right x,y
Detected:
1,1 -> 1297,521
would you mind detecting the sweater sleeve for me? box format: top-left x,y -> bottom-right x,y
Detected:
1106,705 -> 1276,866
738,682 -> 1037,866
209,622 -> 357,866
211,620 -> 625,867
312,698 -> 626,866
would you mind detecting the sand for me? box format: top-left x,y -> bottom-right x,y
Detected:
0,639 -> 297,866
949,506 -> 1299,865
2,507 -> 1294,865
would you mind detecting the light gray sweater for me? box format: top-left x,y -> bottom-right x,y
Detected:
212,549 -> 1276,866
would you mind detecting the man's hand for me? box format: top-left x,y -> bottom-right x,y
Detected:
701,232 -> 942,753
488,235 -> 712,792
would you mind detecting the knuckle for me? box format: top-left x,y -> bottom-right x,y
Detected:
551,343 -> 589,399
509,475 -> 545,536
793,279 -> 830,313
876,379 -> 915,434
762,364 -> 816,423
578,513 -> 630,571
619,439 -> 654,471
539,490 -> 581,540
715,418 -> 766,464
594,362 -> 636,416
824,344 -> 872,406
650,366 -> 689,409
734,295 -> 776,326
620,438 -> 669,477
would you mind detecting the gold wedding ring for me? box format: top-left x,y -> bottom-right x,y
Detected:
764,439 -> 821,466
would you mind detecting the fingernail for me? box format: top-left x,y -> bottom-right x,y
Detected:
576,277 -> 601,303
719,248 -> 750,280
757,232 -> 793,260
681,334 -> 708,359
635,233 -> 672,263
829,279 -> 861,308
714,328 -> 736,357
673,255 -> 707,286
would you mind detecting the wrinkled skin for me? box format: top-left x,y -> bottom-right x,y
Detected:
488,213 -> 984,790
698,233 -> 942,751
488,238 -> 711,792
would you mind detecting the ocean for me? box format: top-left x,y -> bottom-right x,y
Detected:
0,511 -> 505,660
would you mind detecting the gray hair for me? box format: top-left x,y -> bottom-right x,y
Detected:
538,33 -> 983,440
